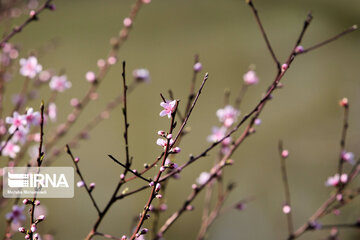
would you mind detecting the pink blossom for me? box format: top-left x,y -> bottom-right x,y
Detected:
133,69 -> 150,83
196,172 -> 210,185
216,105 -> 239,127
243,70 -> 259,85
281,63 -> 288,71
159,100 -> 177,118
49,75 -> 71,92
339,98 -> 348,107
325,173 -> 348,187
39,70 -> 51,82
342,151 -> 355,165
5,112 -> 27,133
25,108 -> 41,126
19,56 -> 42,79
48,102 -> 57,121
207,126 -> 231,145
5,205 -> 26,224
156,138 -> 174,149
12,127 -> 29,145
1,141 -> 20,158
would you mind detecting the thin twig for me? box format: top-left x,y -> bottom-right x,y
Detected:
278,141 -> 294,236
246,0 -> 281,72
66,145 -> 101,215
0,0 -> 54,47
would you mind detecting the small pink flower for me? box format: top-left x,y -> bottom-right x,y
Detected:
243,70 -> 259,85
133,69 -> 150,83
196,172 -> 210,185
25,108 -> 41,126
216,105 -> 239,127
325,173 -> 348,187
156,138 -> 174,149
142,0 -> 151,3
5,205 -> 26,224
342,151 -> 355,165
207,126 -> 231,145
19,56 -> 42,79
39,70 -> 51,82
12,127 -> 29,145
5,112 -> 27,133
49,75 -> 71,92
160,100 -> 177,118
1,141 -> 20,158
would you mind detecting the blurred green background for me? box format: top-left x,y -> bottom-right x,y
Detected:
1,0 -> 360,239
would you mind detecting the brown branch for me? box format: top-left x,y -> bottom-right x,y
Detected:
66,145 -> 101,215
246,0 -> 281,72
278,141 -> 294,236
0,0 -> 54,47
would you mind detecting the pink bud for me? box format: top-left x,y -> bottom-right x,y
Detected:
18,227 -> 26,233
89,182 -> 96,189
339,98 -> 348,107
142,0 -> 151,3
25,234 -> 30,239
30,224 -> 36,232
186,205 -> 194,211
107,56 -> 117,65
149,181 -> 154,187
34,200 -> 40,206
34,233 -> 39,240
295,45 -> 304,53
23,199 -> 31,205
193,62 -> 202,72
160,166 -> 165,172
85,71 -> 96,83
155,183 -> 161,192
157,130 -> 165,136
77,181 -> 85,188
123,18 -> 132,27
37,215 -> 45,221
282,204 -> 291,214
281,150 -> 289,158
166,134 -> 172,139
121,236 -> 127,240
281,63 -> 288,71
74,157 -> 80,163
29,10 -> 36,17
172,147 -> 181,153
120,174 -> 125,180
156,194 -> 163,199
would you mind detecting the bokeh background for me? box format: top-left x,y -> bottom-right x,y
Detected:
1,0 -> 360,239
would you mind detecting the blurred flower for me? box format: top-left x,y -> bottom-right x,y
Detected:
48,102 -> 57,122
25,108 -> 41,126
19,56 -> 42,79
159,100 -> 176,118
5,205 -> 26,224
12,127 -> 29,145
49,75 -> 71,92
342,151 -> 355,165
207,126 -> 231,145
193,62 -> 202,72
325,173 -> 348,187
133,68 -> 150,83
156,138 -> 174,149
196,172 -> 210,185
216,105 -> 239,127
5,112 -> 27,133
243,70 -> 259,85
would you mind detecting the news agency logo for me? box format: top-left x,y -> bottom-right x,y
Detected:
3,167 -> 74,198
